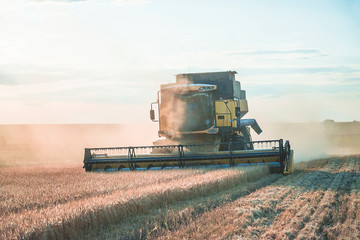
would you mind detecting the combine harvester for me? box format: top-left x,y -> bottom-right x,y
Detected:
83,71 -> 294,174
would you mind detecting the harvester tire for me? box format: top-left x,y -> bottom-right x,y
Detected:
270,166 -> 284,174
232,135 -> 246,150
84,164 -> 92,172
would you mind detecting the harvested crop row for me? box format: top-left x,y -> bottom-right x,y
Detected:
293,156 -> 360,239
0,166 -> 269,239
159,156 -> 360,240
159,170 -> 307,239
86,171 -> 283,239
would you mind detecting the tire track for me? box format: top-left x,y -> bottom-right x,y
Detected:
159,170 -> 307,239
91,173 -> 282,240
326,157 -> 360,239
259,170 -> 334,239
294,158 -> 356,239
225,172 -> 317,239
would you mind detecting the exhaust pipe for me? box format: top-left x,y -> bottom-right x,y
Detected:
237,119 -> 262,135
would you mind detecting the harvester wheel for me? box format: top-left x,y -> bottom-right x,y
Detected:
104,166 -> 112,171
270,166 -> 283,174
239,127 -> 254,150
84,164 -> 92,172
232,135 -> 245,150
118,165 -> 125,171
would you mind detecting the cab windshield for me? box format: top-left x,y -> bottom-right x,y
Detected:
174,91 -> 215,132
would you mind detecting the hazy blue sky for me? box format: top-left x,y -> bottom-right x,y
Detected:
0,0 -> 359,123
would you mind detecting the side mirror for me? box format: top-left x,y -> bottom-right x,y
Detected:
150,109 -> 155,121
235,107 -> 241,118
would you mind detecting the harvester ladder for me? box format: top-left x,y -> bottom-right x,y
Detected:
283,140 -> 291,175
128,147 -> 136,170
228,141 -> 235,167
178,145 -> 185,168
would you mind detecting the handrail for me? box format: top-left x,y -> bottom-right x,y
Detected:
86,139 -> 282,152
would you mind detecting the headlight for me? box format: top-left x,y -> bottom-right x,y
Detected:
199,86 -> 214,92
208,128 -> 219,134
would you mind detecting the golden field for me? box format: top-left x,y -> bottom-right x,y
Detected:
1,124 -> 359,239
1,156 -> 359,239
0,166 -> 269,239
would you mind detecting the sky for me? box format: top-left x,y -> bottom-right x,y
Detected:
0,0 -> 359,124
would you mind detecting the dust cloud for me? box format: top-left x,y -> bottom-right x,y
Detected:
159,86 -> 186,139
0,124 -> 158,167
1,121 -> 358,167
251,121 -> 360,163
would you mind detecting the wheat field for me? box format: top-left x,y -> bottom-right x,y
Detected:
0,165 -> 269,239
1,156 -> 359,239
